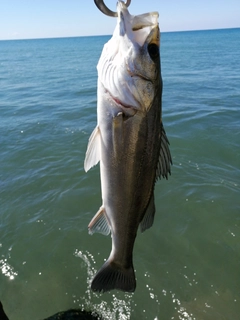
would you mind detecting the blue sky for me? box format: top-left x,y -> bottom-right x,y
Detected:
0,0 -> 239,40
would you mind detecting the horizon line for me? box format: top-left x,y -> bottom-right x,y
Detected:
0,26 -> 239,42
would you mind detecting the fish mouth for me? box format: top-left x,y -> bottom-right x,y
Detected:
117,1 -> 159,47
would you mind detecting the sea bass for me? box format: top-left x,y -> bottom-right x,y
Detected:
84,1 -> 172,293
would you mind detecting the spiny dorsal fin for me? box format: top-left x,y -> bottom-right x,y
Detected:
156,123 -> 172,180
140,193 -> 155,233
84,126 -> 101,172
88,206 -> 111,236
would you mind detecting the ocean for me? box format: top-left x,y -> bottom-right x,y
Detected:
0,28 -> 239,319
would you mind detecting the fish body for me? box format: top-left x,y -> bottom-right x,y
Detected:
84,1 -> 171,293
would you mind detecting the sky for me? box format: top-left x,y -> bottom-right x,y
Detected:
0,0 -> 239,40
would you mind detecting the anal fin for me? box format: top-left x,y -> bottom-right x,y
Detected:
88,206 -> 111,236
140,194 -> 155,233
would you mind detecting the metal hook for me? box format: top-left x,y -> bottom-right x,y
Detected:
94,0 -> 131,17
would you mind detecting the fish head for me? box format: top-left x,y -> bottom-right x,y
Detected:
97,1 -> 161,114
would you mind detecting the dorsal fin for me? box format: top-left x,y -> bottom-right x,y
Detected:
156,123 -> 172,180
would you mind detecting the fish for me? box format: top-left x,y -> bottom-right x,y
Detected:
84,0 -> 172,293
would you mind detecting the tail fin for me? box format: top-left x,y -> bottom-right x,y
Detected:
91,260 -> 136,293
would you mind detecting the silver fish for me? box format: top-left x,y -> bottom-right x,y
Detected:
84,1 -> 172,293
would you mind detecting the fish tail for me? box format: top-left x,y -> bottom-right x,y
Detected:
91,260 -> 136,293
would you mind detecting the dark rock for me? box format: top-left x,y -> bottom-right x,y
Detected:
0,301 -> 102,320
0,301 -> 9,320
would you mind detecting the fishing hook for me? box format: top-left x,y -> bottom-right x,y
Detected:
94,0 -> 131,17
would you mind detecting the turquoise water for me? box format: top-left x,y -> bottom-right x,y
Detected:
0,28 -> 240,319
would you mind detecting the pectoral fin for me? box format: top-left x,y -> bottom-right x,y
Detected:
84,126 -> 101,172
156,123 -> 172,180
140,194 -> 155,233
88,206 -> 111,236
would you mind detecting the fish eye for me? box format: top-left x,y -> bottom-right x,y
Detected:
148,43 -> 159,60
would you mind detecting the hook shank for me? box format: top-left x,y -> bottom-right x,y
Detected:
94,0 -> 131,17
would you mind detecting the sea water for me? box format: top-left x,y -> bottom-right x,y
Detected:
0,28 -> 240,319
